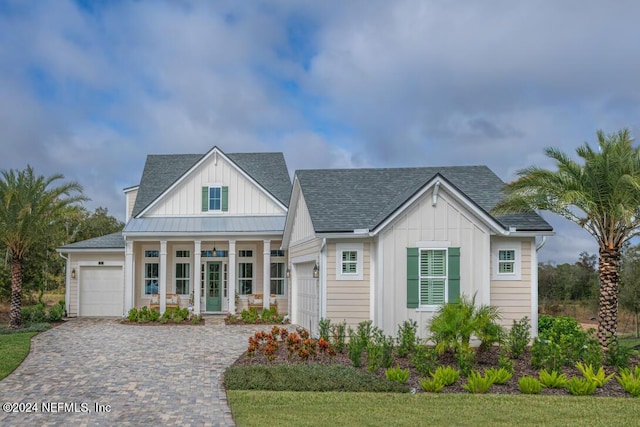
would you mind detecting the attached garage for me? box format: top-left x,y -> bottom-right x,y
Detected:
79,266 -> 124,317
294,261 -> 320,336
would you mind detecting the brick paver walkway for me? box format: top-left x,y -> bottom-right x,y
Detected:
0,318 -> 262,426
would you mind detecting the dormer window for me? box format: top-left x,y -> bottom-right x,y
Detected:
209,187 -> 222,211
201,186 -> 229,212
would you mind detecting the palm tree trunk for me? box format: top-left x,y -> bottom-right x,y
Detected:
9,254 -> 23,329
597,247 -> 621,349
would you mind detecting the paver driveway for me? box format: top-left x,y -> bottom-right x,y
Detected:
0,317 -> 263,427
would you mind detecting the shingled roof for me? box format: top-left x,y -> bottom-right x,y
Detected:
131,150 -> 292,217
295,166 -> 552,233
58,232 -> 125,250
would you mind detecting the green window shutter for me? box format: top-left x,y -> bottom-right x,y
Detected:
448,247 -> 460,304
407,248 -> 419,308
221,186 -> 229,211
201,187 -> 209,212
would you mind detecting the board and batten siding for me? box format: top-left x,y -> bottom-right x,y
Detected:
325,241 -> 371,329
125,188 -> 138,221
67,252 -> 126,317
146,154 -> 285,216
380,187 -> 491,338
490,237 -> 534,327
288,190 -> 315,245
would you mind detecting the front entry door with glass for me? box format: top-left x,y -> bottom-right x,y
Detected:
206,262 -> 222,311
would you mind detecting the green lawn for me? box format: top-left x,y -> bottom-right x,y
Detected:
0,332 -> 36,380
619,335 -> 640,352
227,391 -> 640,427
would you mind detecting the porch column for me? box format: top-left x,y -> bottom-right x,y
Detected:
194,240 -> 201,315
124,240 -> 134,313
159,240 -> 167,314
263,240 -> 271,310
229,240 -> 236,313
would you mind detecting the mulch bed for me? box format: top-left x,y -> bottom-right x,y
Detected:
232,340 -> 639,397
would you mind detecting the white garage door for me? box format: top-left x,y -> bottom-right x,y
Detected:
295,261 -> 319,336
79,266 -> 124,316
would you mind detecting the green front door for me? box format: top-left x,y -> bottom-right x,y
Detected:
206,262 -> 222,312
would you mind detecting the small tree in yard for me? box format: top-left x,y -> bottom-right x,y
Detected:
493,129 -> 640,350
0,166 -> 86,328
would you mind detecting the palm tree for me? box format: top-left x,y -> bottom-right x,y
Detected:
0,166 -> 86,328
493,129 -> 640,350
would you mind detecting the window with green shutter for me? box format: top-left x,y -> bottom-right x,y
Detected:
407,247 -> 460,308
420,249 -> 446,305
201,186 -> 229,212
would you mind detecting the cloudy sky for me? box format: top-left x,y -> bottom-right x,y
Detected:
1,0 -> 639,263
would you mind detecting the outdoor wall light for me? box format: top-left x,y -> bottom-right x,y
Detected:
71,268 -> 76,280
312,263 -> 319,279
286,268 -> 291,278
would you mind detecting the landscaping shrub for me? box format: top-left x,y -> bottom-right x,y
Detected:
330,320 -> 347,353
498,351 -> 515,374
348,333 -> 365,368
531,315 -> 596,371
419,377 -> 444,393
429,294 -> 501,354
318,318 -> 331,341
462,370 -> 494,393
47,303 -> 64,322
21,303 -> 47,324
411,344 -> 438,376
365,328 -> 393,371
575,362 -> 615,388
538,369 -> 567,388
431,366 -> 460,386
616,366 -> 640,397
606,341 -> 632,369
260,307 -> 283,323
518,376 -> 542,394
224,364 -> 409,392
484,367 -> 512,385
385,365 -> 410,383
396,319 -> 418,358
505,317 -> 530,359
356,320 -> 375,348
530,338 -> 565,372
455,346 -> 476,377
241,308 -> 260,324
565,377 -> 597,396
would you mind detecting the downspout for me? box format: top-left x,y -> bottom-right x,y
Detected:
320,238 -> 327,321
536,235 -> 547,251
59,252 -> 70,316
531,235 -> 547,339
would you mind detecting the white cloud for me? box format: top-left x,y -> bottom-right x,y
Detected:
1,0 -> 639,261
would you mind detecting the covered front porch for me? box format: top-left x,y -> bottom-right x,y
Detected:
125,238 -> 289,315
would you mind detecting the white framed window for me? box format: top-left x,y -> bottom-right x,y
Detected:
175,263 -> 190,294
238,250 -> 253,258
419,249 -> 447,306
336,243 -> 364,281
176,250 -> 190,258
238,263 -> 253,295
498,250 -> 515,273
270,262 -> 286,295
492,241 -> 521,280
144,263 -> 159,295
209,186 -> 222,211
